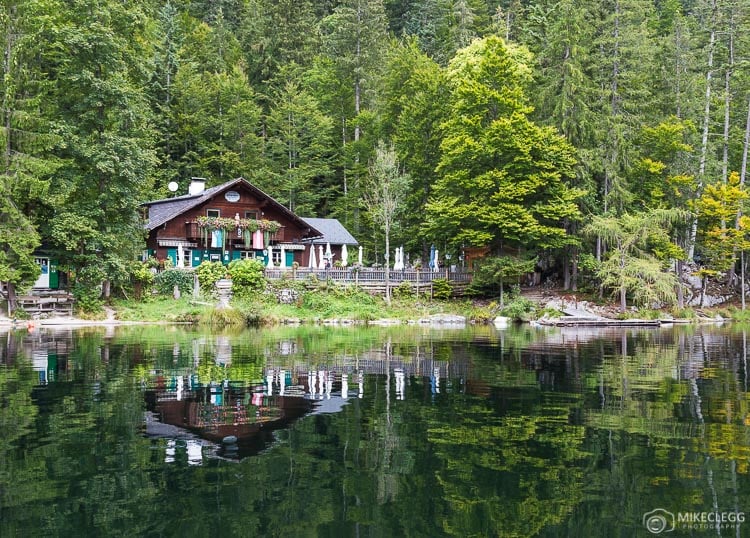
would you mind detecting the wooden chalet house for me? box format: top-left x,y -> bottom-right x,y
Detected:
142,178 -> 322,267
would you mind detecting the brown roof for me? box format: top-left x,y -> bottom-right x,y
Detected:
142,178 -> 322,238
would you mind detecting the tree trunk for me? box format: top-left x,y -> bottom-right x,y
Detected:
384,228 -> 390,305
688,0 -> 717,261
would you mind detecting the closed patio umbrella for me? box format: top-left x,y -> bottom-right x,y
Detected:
341,244 -> 348,267
429,244 -> 436,270
358,246 -> 363,265
266,245 -> 274,268
279,245 -> 286,268
318,245 -> 325,269
308,243 -> 317,268
325,242 -> 332,262
177,244 -> 184,268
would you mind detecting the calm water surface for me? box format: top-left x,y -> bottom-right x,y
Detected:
1,323 -> 750,537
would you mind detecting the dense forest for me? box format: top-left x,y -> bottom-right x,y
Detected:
1,0 -> 749,309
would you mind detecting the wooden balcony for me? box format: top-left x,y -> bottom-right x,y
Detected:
185,221 -> 285,245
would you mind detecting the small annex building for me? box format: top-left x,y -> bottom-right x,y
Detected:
142,178 -> 323,267
300,218 -> 359,266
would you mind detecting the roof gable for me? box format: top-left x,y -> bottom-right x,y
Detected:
143,178 -> 321,237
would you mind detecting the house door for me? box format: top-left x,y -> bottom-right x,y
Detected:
33,257 -> 50,288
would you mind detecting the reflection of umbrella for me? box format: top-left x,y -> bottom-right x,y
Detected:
279,245 -> 286,268
358,246 -> 363,265
318,245 -> 325,269
177,244 -> 184,268
266,245 -> 274,268
308,244 -> 317,268
341,244 -> 348,267
429,245 -> 436,270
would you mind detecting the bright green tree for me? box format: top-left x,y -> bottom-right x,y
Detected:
425,36 -> 584,255
39,0 -> 157,302
584,209 -> 688,311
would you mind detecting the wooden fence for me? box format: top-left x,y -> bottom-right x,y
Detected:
264,268 -> 473,297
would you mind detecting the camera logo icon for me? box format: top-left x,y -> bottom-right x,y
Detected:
643,509 -> 675,534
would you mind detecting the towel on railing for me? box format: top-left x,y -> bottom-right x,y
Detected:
252,230 -> 264,249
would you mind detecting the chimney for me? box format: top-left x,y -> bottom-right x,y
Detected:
188,177 -> 206,195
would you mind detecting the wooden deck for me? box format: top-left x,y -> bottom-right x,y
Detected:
16,291 -> 75,316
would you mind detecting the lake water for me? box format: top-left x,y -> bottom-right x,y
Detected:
1,323 -> 749,537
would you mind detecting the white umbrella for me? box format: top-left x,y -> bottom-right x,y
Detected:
279,245 -> 286,268
393,247 -> 399,270
434,249 -> 439,270
318,245 -> 325,269
341,244 -> 348,267
308,243 -> 317,268
325,242 -> 332,261
266,245 -> 275,268
177,244 -> 184,268
358,245 -> 363,265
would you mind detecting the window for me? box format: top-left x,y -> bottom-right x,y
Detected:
244,211 -> 258,220
207,209 -> 220,218
272,249 -> 282,264
180,249 -> 191,267
240,251 -> 257,260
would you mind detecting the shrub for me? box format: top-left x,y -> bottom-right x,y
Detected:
432,278 -> 453,300
228,258 -> 266,296
154,269 -> 194,296
393,281 -> 414,299
500,297 -> 537,322
195,261 -> 227,293
201,307 -> 247,327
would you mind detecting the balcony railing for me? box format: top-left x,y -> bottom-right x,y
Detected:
184,221 -> 285,245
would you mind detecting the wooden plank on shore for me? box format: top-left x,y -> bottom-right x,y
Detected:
539,318 -> 661,327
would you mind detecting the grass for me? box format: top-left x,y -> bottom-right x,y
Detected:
111,296 -> 212,322
110,287 -> 491,325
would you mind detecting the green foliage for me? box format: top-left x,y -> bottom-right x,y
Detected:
500,297 -> 537,322
153,269 -> 194,296
201,307 -> 248,328
195,261 -> 228,293
468,256 -> 536,298
393,281 -> 414,298
425,35 -> 583,253
228,258 -> 266,296
432,278 -> 452,300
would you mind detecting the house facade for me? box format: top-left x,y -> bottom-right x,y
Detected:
143,178 -> 323,267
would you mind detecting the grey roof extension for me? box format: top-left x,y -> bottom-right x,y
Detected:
300,218 -> 358,245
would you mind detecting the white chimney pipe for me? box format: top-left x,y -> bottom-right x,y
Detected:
188,177 -> 206,195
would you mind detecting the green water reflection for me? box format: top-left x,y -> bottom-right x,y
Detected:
1,324 -> 750,536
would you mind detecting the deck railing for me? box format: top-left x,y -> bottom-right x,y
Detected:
264,267 -> 472,283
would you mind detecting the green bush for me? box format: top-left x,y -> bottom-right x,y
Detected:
228,258 -> 266,296
195,261 -> 227,293
154,269 -> 194,296
71,265 -> 106,314
201,307 -> 247,327
301,292 -> 333,312
432,278 -> 453,300
500,297 -> 537,322
393,281 -> 414,299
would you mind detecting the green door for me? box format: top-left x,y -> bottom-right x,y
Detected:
49,260 -> 59,289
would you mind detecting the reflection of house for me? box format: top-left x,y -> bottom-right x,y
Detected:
146,382 -> 312,459
300,217 -> 359,266
142,178 -> 323,267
